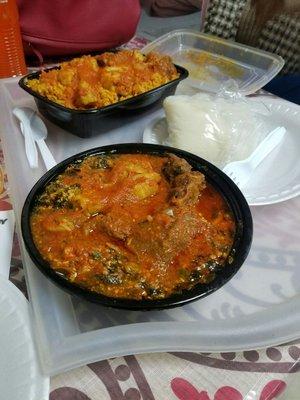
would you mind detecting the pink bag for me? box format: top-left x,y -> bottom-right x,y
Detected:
17,0 -> 141,59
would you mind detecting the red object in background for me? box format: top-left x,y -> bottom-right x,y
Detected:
16,0 -> 141,61
0,0 -> 27,78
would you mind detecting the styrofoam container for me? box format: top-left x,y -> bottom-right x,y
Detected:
0,77 -> 299,377
0,276 -> 49,400
142,29 -> 284,95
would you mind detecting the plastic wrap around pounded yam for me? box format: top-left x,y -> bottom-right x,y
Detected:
163,92 -> 270,168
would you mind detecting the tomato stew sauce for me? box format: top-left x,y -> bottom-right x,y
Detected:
30,153 -> 235,300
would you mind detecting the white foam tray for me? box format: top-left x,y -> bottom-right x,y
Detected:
0,78 -> 299,376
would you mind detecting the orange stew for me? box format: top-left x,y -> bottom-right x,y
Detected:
30,153 -> 235,300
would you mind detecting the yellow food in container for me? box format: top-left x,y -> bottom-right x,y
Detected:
26,50 -> 180,110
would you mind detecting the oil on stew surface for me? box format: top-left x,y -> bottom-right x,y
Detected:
30,153 -> 235,300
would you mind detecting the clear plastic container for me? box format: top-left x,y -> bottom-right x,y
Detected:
142,29 -> 284,95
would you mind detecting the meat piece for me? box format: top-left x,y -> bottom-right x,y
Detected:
171,171 -> 205,206
163,154 -> 206,206
97,208 -> 133,240
127,209 -> 208,267
162,210 -> 207,256
162,153 -> 192,182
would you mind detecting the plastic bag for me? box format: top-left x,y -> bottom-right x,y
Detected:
163,80 -> 272,168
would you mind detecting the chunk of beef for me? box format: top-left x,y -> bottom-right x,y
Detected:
162,153 -> 192,182
171,171 -> 206,206
127,209 -> 208,267
162,154 -> 206,206
97,208 -> 133,240
162,210 -> 207,256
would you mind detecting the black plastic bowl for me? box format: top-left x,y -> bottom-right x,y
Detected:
21,143 -> 253,310
18,64 -> 188,138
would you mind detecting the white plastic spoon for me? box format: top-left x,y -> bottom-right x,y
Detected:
13,107 -> 38,169
13,107 -> 56,170
28,110 -> 57,170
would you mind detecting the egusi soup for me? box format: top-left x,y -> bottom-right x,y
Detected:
30,153 -> 235,300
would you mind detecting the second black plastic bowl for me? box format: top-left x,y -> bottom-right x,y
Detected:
18,64 -> 188,138
21,143 -> 253,310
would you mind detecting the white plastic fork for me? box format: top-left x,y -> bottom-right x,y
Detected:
222,126 -> 286,188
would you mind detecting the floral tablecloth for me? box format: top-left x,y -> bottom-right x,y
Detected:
1,36 -> 299,400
